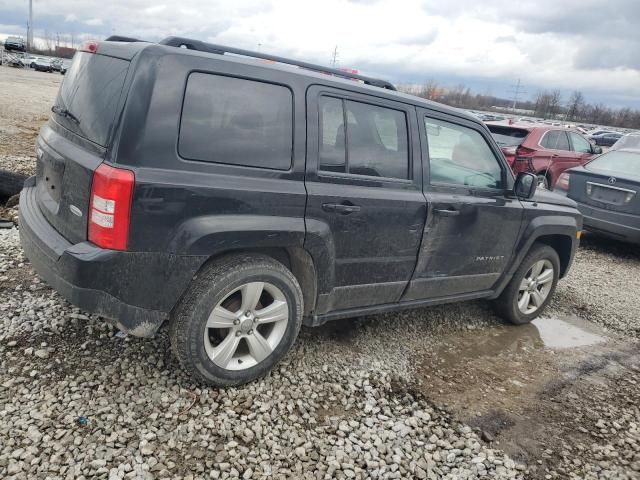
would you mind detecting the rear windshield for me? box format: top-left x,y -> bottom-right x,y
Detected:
53,52 -> 129,146
612,135 -> 640,151
487,125 -> 529,147
587,151 -> 640,178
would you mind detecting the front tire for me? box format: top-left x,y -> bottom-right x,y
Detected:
170,254 -> 303,387
493,244 -> 560,325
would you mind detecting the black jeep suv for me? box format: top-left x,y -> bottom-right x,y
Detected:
20,37 -> 582,386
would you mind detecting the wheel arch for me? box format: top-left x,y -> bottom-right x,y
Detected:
534,234 -> 573,278
173,246 -> 318,319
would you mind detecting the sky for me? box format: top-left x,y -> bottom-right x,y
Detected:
1,0 -> 639,109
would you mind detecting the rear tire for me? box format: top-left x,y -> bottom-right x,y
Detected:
170,254 -> 303,387
493,244 -> 560,325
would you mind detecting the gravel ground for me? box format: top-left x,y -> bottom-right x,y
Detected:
1,65 -> 639,480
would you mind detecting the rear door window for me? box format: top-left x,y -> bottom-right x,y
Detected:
541,130 -> 570,151
54,53 -> 130,146
179,73 -> 293,170
318,97 -> 409,179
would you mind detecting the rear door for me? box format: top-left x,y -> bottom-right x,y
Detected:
304,86 -> 426,312
36,51 -> 132,244
536,130 -> 575,185
403,110 -> 523,301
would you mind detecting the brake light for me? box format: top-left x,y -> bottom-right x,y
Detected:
88,163 -> 135,250
556,172 -> 570,191
515,145 -> 535,161
79,41 -> 99,54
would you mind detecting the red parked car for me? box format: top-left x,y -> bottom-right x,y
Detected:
487,123 -> 602,188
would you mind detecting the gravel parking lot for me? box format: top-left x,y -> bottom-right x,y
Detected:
0,65 -> 639,480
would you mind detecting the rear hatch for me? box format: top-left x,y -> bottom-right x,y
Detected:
36,49 -> 131,244
486,124 -> 530,165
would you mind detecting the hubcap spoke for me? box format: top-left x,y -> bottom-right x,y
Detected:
207,306 -> 238,328
240,282 -> 264,312
255,300 -> 288,324
530,260 -> 545,279
537,268 -> 553,285
519,277 -> 530,291
518,291 -> 531,311
212,332 -> 241,368
531,290 -> 544,307
246,331 -> 273,363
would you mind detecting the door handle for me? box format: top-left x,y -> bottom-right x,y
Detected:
434,208 -> 460,217
322,203 -> 361,215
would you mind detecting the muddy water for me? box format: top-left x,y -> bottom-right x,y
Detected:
430,314 -> 606,369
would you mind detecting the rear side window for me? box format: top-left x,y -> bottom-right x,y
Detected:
179,73 -> 293,170
541,130 -> 570,151
54,53 -> 130,146
318,97 -> 409,179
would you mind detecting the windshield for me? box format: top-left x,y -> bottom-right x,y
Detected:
586,150 -> 640,178
54,52 -> 130,146
487,125 -> 529,147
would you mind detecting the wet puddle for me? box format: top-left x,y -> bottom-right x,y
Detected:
430,314 -> 606,368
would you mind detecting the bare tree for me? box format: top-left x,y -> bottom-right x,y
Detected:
566,91 -> 584,121
549,90 -> 562,119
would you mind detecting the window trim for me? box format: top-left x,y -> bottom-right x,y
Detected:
423,114 -> 509,193
538,129 -> 571,152
317,93 -> 413,183
177,71 -> 295,171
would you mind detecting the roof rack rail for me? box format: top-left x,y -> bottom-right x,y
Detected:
158,36 -> 396,91
104,35 -> 146,43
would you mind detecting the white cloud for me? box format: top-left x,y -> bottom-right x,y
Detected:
1,0 -> 638,106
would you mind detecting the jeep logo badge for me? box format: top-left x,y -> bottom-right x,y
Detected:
608,177 -> 617,184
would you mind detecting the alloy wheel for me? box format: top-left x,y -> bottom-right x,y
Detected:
517,259 -> 554,315
203,282 -> 289,371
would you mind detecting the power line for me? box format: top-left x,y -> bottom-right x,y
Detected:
509,78 -> 526,111
330,45 -> 338,67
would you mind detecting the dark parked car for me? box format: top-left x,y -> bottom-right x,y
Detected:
20,37 -> 582,386
555,149 -> 640,243
33,58 -> 53,72
487,123 -> 601,189
3,36 -> 26,52
589,132 -> 623,147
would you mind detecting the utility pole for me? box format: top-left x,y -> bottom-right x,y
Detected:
510,78 -> 525,112
331,46 -> 338,67
27,0 -> 33,51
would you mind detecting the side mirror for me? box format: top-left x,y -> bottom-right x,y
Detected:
592,145 -> 603,154
513,172 -> 537,199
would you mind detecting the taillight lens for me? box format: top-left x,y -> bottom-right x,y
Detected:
88,163 -> 135,250
515,145 -> 535,161
556,172 -> 570,191
79,41 -> 99,53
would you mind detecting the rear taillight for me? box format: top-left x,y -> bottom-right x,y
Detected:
556,172 -> 570,191
88,163 -> 135,251
515,145 -> 535,161
79,41 -> 99,54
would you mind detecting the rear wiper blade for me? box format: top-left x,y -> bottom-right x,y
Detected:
51,105 -> 80,125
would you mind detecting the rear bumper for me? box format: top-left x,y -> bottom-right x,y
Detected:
19,182 -> 206,337
576,201 -> 640,243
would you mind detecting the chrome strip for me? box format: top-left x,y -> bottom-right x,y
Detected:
586,181 -> 636,194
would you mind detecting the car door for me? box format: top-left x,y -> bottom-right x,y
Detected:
568,131 -> 596,165
401,110 -> 523,301
304,86 -> 426,313
536,129 -> 576,186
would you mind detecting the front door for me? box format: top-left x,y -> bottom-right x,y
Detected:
402,110 -> 523,301
304,86 -> 427,313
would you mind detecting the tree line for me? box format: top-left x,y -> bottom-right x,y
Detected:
399,80 -> 640,130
